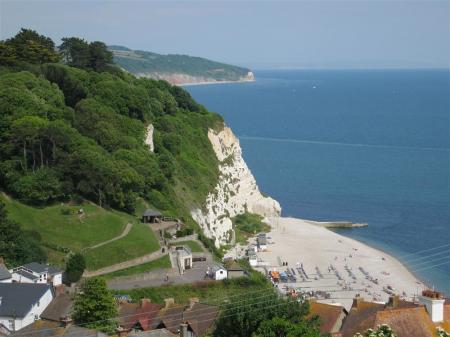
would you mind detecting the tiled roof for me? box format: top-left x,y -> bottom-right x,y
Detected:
340,300 -> 385,337
40,294 -> 73,322
308,302 -> 346,334
14,269 -> 39,280
22,262 -> 61,275
374,307 -> 435,337
129,329 -> 177,337
9,320 -> 107,337
184,303 -> 219,337
119,301 -> 162,331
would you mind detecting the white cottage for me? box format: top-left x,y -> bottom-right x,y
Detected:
12,262 -> 62,286
209,264 -> 227,280
0,283 -> 54,331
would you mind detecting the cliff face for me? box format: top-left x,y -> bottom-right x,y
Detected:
191,126 -> 281,246
144,124 -> 154,152
135,71 -> 255,86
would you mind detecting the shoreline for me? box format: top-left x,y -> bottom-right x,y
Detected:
233,216 -> 426,310
178,78 -> 255,87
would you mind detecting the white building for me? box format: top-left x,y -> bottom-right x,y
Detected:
11,262 -> 62,286
0,283 -> 54,331
0,265 -> 12,283
209,264 -> 227,280
247,251 -> 258,267
175,246 -> 192,274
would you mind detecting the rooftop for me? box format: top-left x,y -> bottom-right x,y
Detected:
142,209 -> 162,217
40,294 -> 73,322
10,320 -> 107,337
0,283 -> 53,318
17,262 -> 61,275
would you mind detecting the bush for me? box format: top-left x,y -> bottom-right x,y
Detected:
65,252 -> 86,283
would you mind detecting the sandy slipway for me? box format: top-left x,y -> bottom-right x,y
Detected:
191,126 -> 281,246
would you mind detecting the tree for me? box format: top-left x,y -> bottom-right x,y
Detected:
59,37 -> 90,69
73,278 -> 117,333
213,292 -> 311,337
252,317 -> 323,337
65,252 -> 86,283
0,201 -> 47,267
354,324 -> 396,337
2,28 -> 60,64
88,41 -> 113,72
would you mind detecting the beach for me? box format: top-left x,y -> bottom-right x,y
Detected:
234,217 -> 425,311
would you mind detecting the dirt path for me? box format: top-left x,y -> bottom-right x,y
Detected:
84,222 -> 133,250
83,249 -> 166,277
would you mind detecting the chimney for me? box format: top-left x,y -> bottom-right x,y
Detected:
164,298 -> 175,309
387,295 -> 399,308
60,316 -> 73,328
188,297 -> 199,310
180,323 -> 189,337
352,295 -> 363,309
116,326 -> 131,337
140,298 -> 151,308
419,290 -> 445,322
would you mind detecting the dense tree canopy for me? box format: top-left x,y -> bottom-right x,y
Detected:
0,28 -> 221,218
65,252 -> 86,283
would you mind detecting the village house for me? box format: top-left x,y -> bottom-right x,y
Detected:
247,249 -> 258,267
11,262 -> 62,286
307,301 -> 347,336
226,261 -> 245,279
0,283 -> 54,331
176,246 -> 193,274
117,298 -> 218,337
339,292 -> 450,337
207,264 -> 227,280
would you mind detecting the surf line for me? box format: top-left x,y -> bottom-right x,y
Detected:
238,135 -> 450,152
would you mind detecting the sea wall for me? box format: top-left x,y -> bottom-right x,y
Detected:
191,126 -> 281,246
135,71 -> 255,86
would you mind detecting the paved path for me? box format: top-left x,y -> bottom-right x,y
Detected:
83,249 -> 166,277
84,223 -> 133,250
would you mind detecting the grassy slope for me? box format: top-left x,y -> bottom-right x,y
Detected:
170,240 -> 203,253
232,213 -> 271,245
117,273 -> 271,306
84,223 -> 160,270
102,254 -> 171,279
0,193 -> 132,251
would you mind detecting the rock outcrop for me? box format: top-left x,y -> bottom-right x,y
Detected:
191,126 -> 281,246
135,71 -> 255,86
144,124 -> 154,152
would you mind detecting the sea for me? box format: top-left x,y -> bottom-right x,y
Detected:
186,69 -> 450,296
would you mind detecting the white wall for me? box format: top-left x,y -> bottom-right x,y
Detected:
11,273 -> 36,283
214,269 -> 227,280
51,273 -> 62,286
0,288 -> 54,331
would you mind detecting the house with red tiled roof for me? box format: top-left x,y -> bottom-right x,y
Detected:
339,292 -> 450,337
307,301 -> 347,336
118,298 -> 162,331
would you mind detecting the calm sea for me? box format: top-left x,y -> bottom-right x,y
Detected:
186,69 -> 450,295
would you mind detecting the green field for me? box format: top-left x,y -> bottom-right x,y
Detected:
102,254 -> 171,279
170,240 -> 203,253
0,193 -> 133,251
84,223 -> 160,270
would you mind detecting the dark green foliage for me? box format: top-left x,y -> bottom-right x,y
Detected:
0,29 -> 221,221
65,252 -> 86,283
0,201 -> 47,267
232,212 -> 271,244
109,45 -> 251,81
0,28 -> 60,65
73,278 -> 117,334
213,292 -> 318,337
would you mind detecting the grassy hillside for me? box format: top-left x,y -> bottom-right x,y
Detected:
110,45 -> 251,81
84,223 -> 160,270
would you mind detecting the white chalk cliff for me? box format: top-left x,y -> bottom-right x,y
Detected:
191,126 -> 281,246
144,124 -> 154,152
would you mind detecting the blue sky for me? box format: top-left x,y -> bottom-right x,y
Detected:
1,0 -> 448,69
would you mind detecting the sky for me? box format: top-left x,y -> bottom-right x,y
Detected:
1,0 -> 449,69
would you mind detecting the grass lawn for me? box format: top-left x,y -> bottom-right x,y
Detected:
84,223 -> 160,270
102,254 -> 171,279
0,193 -> 134,251
116,272 -> 272,306
170,240 -> 203,252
